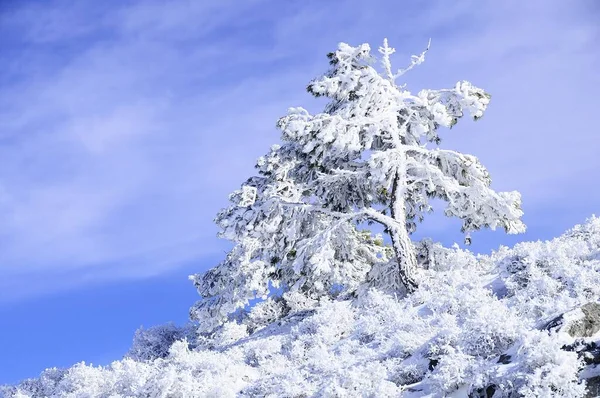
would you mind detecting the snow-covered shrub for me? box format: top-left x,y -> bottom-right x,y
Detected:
126,322 -> 194,361
245,296 -> 288,332
7,342 -> 258,398
244,291 -> 320,332
428,348 -> 483,394
415,239 -> 482,272
212,321 -> 249,347
495,215 -> 600,323
488,331 -> 586,398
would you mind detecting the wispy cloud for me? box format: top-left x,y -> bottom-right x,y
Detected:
0,0 -> 597,300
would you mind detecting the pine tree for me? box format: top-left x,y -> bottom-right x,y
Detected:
190,39 -> 525,331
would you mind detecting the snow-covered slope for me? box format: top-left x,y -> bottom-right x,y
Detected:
3,216 -> 600,398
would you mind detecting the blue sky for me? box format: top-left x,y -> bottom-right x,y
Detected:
0,0 -> 598,384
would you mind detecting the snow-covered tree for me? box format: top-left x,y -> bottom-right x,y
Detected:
189,39 -> 525,331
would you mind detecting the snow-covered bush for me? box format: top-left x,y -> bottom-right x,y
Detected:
126,323 -> 194,361
5,224 -> 598,397
487,330 -> 586,397
3,342 -> 258,398
8,229 -> 597,397
495,215 -> 600,323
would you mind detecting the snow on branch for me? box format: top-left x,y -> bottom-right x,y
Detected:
379,37 -> 431,84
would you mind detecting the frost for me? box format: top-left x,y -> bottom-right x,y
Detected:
238,185 -> 257,207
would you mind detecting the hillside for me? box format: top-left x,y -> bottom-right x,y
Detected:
3,216 -> 599,397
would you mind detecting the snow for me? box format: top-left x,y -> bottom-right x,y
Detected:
3,216 -> 600,397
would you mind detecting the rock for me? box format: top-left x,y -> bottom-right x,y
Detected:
543,302 -> 600,338
563,342 -> 600,397
563,341 -> 600,365
497,354 -> 511,364
584,375 -> 600,398
428,358 -> 438,371
469,385 -> 497,398
544,313 -> 565,333
567,303 -> 600,338
541,303 -> 600,397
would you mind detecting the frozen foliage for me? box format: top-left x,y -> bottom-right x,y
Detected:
2,343 -> 257,398
189,39 -> 525,333
494,215 -> 600,325
5,216 -> 600,398
126,323 -> 195,362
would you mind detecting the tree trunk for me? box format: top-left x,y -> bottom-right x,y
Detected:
390,170 -> 419,293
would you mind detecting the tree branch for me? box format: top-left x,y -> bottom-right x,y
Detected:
277,201 -> 404,232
